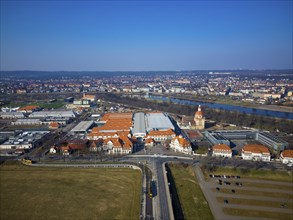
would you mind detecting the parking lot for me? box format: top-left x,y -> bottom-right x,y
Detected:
195,166 -> 293,220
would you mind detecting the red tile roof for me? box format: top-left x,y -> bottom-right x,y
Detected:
49,122 -> 59,128
171,135 -> 190,148
148,129 -> 175,136
145,138 -> 154,144
242,144 -> 270,154
18,105 -> 40,111
104,138 -> 122,148
213,144 -> 232,152
281,150 -> 293,158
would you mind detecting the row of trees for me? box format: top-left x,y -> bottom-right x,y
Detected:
96,93 -> 293,134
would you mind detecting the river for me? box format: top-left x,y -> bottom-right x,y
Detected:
146,95 -> 293,120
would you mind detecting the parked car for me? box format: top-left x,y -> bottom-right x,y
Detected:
236,182 -> 242,186
224,199 -> 229,204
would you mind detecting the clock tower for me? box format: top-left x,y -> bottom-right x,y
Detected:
194,105 -> 205,129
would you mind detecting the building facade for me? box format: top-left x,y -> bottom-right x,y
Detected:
241,144 -> 271,161
212,144 -> 232,157
280,150 -> 293,164
170,135 -> 192,154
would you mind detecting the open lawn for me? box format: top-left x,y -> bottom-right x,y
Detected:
3,100 -> 65,109
169,163 -> 213,220
0,163 -> 141,220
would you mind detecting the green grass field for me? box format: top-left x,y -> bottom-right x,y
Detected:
169,163 -> 214,220
3,100 -> 65,109
0,163 -> 141,220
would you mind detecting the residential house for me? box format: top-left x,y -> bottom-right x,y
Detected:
212,144 -> 232,158
88,139 -> 103,152
241,144 -> 271,161
67,139 -> 88,150
103,137 -> 132,154
145,138 -> 155,147
49,122 -> 60,130
49,146 -> 57,154
60,146 -> 70,155
170,135 -> 192,154
280,150 -> 293,164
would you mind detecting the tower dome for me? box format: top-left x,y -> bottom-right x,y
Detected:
195,105 -> 203,118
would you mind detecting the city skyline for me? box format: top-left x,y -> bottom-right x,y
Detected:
1,0 -> 292,71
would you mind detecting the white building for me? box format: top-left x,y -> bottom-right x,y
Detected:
241,144 -> 271,161
11,119 -> 42,126
103,137 -> 132,155
0,112 -> 25,119
146,129 -> 176,142
0,131 -> 50,150
170,135 -> 192,154
212,144 -> 232,158
280,150 -> 293,164
29,110 -> 76,119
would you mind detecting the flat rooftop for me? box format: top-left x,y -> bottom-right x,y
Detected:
71,120 -> 94,132
145,112 -> 174,132
132,112 -> 146,135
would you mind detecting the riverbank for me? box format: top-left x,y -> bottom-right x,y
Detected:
149,93 -> 293,113
146,94 -> 293,120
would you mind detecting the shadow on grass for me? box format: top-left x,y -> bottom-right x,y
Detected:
165,163 -> 184,220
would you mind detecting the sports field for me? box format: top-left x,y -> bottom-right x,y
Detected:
0,163 -> 141,220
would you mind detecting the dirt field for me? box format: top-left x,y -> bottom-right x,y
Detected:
0,162 -> 141,220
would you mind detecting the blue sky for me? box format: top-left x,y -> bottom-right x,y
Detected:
0,0 -> 292,71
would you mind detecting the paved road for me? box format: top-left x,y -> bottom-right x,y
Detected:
156,158 -> 170,220
127,155 -> 196,219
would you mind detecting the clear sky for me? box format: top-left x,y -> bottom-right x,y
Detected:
0,0 -> 292,71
